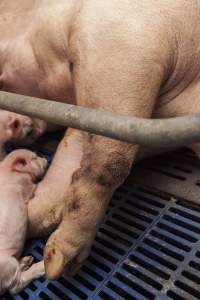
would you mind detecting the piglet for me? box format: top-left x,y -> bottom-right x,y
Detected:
0,110 -> 47,159
0,149 -> 47,295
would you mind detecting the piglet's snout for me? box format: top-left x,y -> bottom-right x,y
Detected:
25,119 -> 47,143
40,157 -> 48,173
21,123 -> 34,139
18,119 -> 46,143
32,157 -> 48,180
33,119 -> 47,135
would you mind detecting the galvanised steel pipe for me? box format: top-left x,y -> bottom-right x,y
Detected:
0,91 -> 199,148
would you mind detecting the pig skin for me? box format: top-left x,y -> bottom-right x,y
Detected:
0,149 -> 47,294
0,109 -> 48,159
0,0 -> 200,279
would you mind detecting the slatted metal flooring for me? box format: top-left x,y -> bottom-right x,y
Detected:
2,146 -> 200,300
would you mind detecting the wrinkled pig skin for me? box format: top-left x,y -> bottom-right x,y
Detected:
0,110 -> 47,159
0,149 -> 47,295
1,0 -> 200,279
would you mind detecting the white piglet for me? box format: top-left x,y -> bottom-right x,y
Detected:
0,149 -> 47,294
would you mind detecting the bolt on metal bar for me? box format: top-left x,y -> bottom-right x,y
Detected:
0,91 -> 199,147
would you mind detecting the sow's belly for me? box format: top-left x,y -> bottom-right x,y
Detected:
0,42 -> 75,104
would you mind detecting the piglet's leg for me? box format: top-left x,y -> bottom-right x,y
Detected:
19,256 -> 34,272
0,256 -> 19,295
9,261 -> 45,295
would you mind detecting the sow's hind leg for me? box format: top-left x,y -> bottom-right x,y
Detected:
155,82 -> 200,158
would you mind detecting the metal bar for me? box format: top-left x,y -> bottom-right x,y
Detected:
0,91 -> 199,147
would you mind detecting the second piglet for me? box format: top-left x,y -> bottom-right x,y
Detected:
0,149 -> 47,295
0,110 -> 47,159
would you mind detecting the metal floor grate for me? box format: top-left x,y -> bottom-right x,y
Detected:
130,148 -> 200,204
3,148 -> 200,300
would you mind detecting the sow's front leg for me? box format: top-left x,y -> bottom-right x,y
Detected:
43,25 -> 169,279
44,131 -> 137,279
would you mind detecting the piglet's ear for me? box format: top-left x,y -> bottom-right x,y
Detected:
12,157 -> 34,178
7,119 -> 20,138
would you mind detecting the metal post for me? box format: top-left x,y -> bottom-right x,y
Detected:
0,91 -> 199,147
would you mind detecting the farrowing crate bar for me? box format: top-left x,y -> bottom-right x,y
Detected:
0,91 -> 200,147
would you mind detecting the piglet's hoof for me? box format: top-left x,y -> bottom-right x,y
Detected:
19,256 -> 34,271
